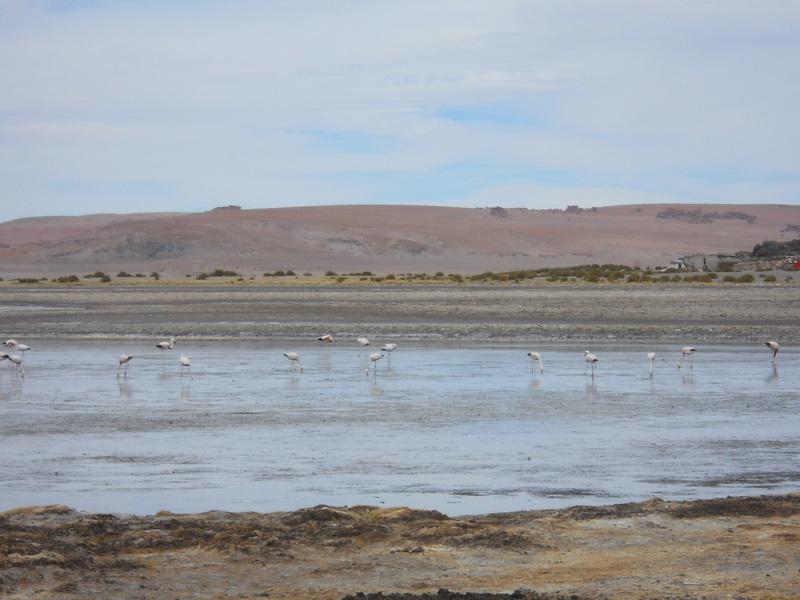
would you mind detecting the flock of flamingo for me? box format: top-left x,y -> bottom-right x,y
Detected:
0,336 -> 782,379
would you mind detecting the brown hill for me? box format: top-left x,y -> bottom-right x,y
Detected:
1,203 -> 799,276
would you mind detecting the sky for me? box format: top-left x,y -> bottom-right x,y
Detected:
1,0 -> 799,221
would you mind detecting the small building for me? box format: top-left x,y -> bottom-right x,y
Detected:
683,254 -> 741,272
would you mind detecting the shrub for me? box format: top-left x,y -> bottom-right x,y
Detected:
627,274 -> 641,283
723,275 -> 736,282
303,272 -> 313,277
738,273 -> 755,283
385,274 -> 396,280
336,276 -> 346,283
325,271 -> 337,276
151,272 -> 160,280
286,270 -> 296,276
764,275 -> 777,282
100,275 -> 111,283
56,275 -> 80,283
435,271 -> 444,277
84,271 -> 106,279
117,271 -> 133,277
210,268 -> 239,277
197,273 -> 209,280
16,278 -> 40,284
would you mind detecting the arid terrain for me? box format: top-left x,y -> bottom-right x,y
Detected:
1,494 -> 799,599
2,203 -> 799,276
0,283 -> 798,343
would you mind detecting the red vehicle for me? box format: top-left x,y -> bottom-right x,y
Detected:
794,260 -> 800,270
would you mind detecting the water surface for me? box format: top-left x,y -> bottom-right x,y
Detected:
0,340 -> 797,515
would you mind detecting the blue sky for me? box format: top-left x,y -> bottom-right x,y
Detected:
1,0 -> 799,221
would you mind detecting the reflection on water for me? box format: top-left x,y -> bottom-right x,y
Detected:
0,340 -> 798,516
766,365 -> 779,384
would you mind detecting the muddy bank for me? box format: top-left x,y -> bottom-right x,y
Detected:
0,284 -> 799,343
1,494 -> 798,599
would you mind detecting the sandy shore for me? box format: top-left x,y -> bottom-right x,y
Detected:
1,494 -> 798,599
1,283 -> 798,343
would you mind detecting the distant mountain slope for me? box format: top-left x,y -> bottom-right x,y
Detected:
1,204 -> 798,275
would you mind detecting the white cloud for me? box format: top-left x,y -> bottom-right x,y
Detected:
0,0 -> 798,220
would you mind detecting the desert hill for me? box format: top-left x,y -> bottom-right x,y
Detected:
1,203 -> 799,276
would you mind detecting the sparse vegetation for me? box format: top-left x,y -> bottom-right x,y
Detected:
198,268 -> 239,280
16,278 -> 40,284
722,274 -> 755,283
55,275 -> 80,283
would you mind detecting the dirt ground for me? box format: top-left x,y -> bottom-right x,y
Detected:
1,494 -> 798,599
0,283 -> 798,343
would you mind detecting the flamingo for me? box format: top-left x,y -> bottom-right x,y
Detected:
357,337 -> 370,347
156,337 -> 176,350
317,334 -> 333,343
2,340 -> 30,359
365,351 -> 384,374
156,337 -> 175,367
647,352 -> 656,376
179,355 -> 191,375
677,346 -> 696,369
765,341 -> 780,361
527,351 -> 543,374
381,342 -> 397,364
584,350 -> 599,375
283,352 -> 303,372
117,354 -> 133,376
8,354 -> 24,376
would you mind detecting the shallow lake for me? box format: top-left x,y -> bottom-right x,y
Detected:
0,340 -> 798,515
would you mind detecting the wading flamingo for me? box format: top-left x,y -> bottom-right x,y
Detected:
365,351 -> 384,374
357,337 -> 370,347
156,337 -> 176,350
380,343 -> 397,364
677,346 -> 696,368
8,354 -> 24,376
527,352 -> 543,374
584,350 -> 599,375
117,354 -> 133,376
283,352 -> 303,372
317,334 -> 333,343
179,355 -> 191,376
765,341 -> 780,361
647,352 -> 656,376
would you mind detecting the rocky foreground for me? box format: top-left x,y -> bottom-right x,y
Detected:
1,494 -> 798,599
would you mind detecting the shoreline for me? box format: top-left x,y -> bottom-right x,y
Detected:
2,493 -> 798,599
1,284 -> 798,344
